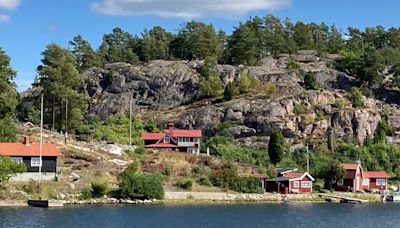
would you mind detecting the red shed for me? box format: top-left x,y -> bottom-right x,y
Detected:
335,163 -> 363,192
266,172 -> 314,194
362,171 -> 389,191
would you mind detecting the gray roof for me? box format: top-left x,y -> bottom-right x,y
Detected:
276,167 -> 297,174
266,176 -> 290,182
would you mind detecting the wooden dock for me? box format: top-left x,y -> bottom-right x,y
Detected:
319,194 -> 369,203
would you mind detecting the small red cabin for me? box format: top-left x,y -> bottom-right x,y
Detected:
266,172 -> 314,194
362,171 -> 389,191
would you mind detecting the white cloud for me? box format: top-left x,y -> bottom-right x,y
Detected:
0,14 -> 10,23
90,0 -> 291,19
0,0 -> 21,10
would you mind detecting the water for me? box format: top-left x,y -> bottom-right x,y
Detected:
1,203 -> 399,228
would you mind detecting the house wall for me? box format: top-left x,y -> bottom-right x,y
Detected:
369,178 -> 387,191
15,156 -> 58,172
289,176 -> 313,193
144,140 -> 159,146
265,181 -> 289,194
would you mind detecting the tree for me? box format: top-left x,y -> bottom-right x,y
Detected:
349,87 -> 364,108
227,19 -> 263,65
264,14 -> 287,57
0,156 -> 26,185
36,43 -> 87,132
292,22 -> 313,50
198,72 -> 224,98
374,120 -> 388,143
319,160 -> 344,190
170,21 -> 223,60
138,26 -> 173,61
118,172 -> 164,199
327,25 -> 345,53
69,35 -> 102,71
0,48 -> 18,141
98,27 -> 139,64
268,130 -> 285,165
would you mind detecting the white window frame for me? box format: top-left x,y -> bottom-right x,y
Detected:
376,178 -> 386,186
337,179 -> 344,186
293,181 -> 299,188
362,178 -> 370,186
187,148 -> 195,154
11,157 -> 23,164
163,136 -> 170,143
31,157 -> 41,167
301,181 -> 311,188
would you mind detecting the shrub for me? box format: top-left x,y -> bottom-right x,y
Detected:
162,165 -> 172,176
350,87 -> 364,108
191,166 -> 206,175
197,176 -> 212,187
224,83 -> 237,101
286,60 -> 300,70
134,146 -> 146,155
124,160 -> 141,175
91,179 -> 109,198
293,103 -> 306,115
119,172 -> 164,199
304,72 -> 320,90
199,72 -> 224,98
175,178 -> 193,190
335,98 -> 345,109
79,189 -> 92,200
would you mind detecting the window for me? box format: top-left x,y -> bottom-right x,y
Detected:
11,157 -> 23,164
163,136 -> 170,143
362,178 -> 370,186
376,179 -> 386,186
293,181 -> 299,188
193,138 -> 198,142
337,179 -> 344,185
187,148 -> 194,154
31,157 -> 41,167
301,181 -> 311,188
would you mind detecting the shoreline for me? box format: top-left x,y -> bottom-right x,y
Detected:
0,192 -> 382,207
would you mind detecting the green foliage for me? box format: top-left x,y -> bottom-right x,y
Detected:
224,83 -> 237,101
293,103 -> 306,115
334,98 -> 346,109
199,72 -> 224,98
118,172 -> 164,199
76,113 -> 144,145
374,120 -> 388,144
69,35 -> 102,71
350,87 -> 364,108
138,26 -> 173,62
268,130 -> 285,165
286,60 -> 300,70
91,179 -> 109,198
0,116 -> 17,142
125,160 -> 142,175
36,43 -> 87,133
134,146 -> 146,155
197,176 -> 212,187
0,156 -> 26,185
236,74 -> 276,96
304,72 -> 320,90
79,189 -> 92,200
175,178 -> 193,190
210,162 -> 263,193
214,144 -> 267,165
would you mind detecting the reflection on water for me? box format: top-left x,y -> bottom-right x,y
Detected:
1,203 -> 399,228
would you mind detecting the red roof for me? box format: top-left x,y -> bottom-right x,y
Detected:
284,172 -> 305,179
342,163 -> 359,170
142,129 -> 202,141
144,143 -> 177,148
364,171 -> 389,179
142,132 -> 166,140
0,143 -> 61,157
167,129 -> 202,138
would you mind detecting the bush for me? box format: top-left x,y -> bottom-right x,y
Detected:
91,179 -> 109,198
124,160 -> 141,175
350,87 -> 364,108
224,83 -> 237,101
304,72 -> 320,90
293,103 -> 306,115
191,166 -> 206,175
286,60 -> 300,70
197,176 -> 212,187
79,189 -> 92,200
162,165 -> 172,176
175,178 -> 193,190
119,172 -> 164,199
134,146 -> 146,155
335,98 -> 345,109
199,72 -> 224,98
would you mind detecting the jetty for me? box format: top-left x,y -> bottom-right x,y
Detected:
318,194 -> 368,203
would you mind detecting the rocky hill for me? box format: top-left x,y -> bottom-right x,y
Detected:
21,50 -> 400,147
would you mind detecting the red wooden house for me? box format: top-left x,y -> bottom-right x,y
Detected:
335,163 -> 390,192
265,171 -> 314,194
362,171 -> 389,191
142,123 -> 202,154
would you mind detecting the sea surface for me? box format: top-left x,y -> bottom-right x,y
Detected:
1,203 -> 399,228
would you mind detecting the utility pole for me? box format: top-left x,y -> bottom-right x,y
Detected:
52,96 -> 55,131
39,94 -> 43,185
65,99 -> 68,145
306,143 -> 310,173
129,98 -> 132,147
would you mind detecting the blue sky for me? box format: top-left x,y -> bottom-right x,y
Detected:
0,0 -> 399,92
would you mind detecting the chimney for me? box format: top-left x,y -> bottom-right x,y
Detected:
168,122 -> 174,130
23,136 -> 30,145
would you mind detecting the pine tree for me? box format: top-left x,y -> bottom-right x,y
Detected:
0,48 -> 18,141
69,35 -> 102,71
268,130 -> 285,165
